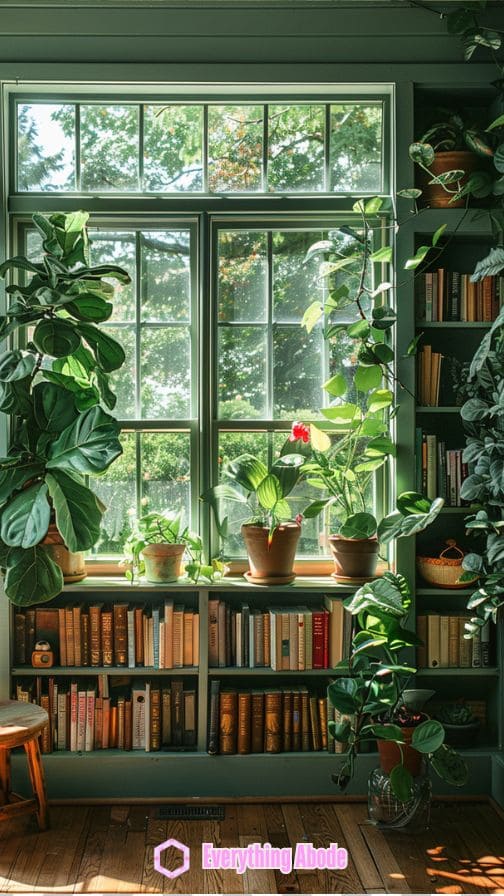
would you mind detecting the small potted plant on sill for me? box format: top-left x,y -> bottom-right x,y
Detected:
121,509 -> 218,585
328,573 -> 468,829
434,703 -> 480,748
0,211 -> 129,605
202,426 -> 311,585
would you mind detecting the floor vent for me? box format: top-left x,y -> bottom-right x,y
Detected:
158,805 -> 225,820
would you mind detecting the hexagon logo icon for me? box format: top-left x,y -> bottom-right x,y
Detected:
154,837 -> 190,879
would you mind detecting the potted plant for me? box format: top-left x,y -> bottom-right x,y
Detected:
328,573 -> 468,827
0,211 -> 129,605
409,108 -> 492,208
121,509 -> 219,584
202,428 -> 310,584
434,703 -> 480,747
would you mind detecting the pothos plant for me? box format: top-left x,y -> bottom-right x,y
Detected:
299,196 -> 445,541
328,572 -> 469,800
0,211 -> 129,605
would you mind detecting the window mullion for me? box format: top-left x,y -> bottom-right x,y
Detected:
75,103 -> 81,192
263,104 -> 268,193
324,103 -> 331,193
267,229 -> 274,422
135,231 -> 142,421
138,103 -> 144,192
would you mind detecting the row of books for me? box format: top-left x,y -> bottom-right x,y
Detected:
416,345 -> 445,406
207,681 -> 350,755
13,602 -> 199,669
416,270 -> 503,322
415,429 -> 468,505
14,676 -> 197,753
208,597 -> 351,671
416,615 -> 492,669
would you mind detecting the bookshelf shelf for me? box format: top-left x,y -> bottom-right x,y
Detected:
416,587 -> 473,596
416,406 -> 461,413
416,667 -> 499,677
11,666 -> 199,677
415,321 -> 493,328
59,575 -> 357,594
207,667 -> 347,677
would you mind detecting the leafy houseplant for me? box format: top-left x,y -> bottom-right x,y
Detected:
203,429 -> 310,584
122,509 -> 219,585
0,211 -> 129,605
328,573 -> 468,821
300,197 -> 444,578
434,703 -> 480,748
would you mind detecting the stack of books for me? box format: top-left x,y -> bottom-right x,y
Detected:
416,269 -> 503,322
14,676 -> 197,753
416,615 -> 492,668
207,597 -> 351,670
416,345 -> 444,406
415,429 -> 468,505
13,601 -> 199,670
207,681 -> 353,755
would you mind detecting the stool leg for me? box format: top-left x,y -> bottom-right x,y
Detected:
24,738 -> 48,831
0,749 -> 11,805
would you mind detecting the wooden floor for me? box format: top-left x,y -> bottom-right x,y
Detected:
0,801 -> 503,894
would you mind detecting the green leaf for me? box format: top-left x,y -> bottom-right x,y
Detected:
46,405 -> 122,475
354,365 -> 382,392
347,319 -> 370,339
372,343 -> 394,364
0,256 -> 44,279
406,333 -> 423,356
471,248 -> 504,281
371,306 -> 396,331
430,745 -> 468,787
411,719 -> 445,754
339,512 -> 377,539
0,350 -> 36,383
321,403 -> 361,424
370,246 -> 392,264
4,546 -> 63,605
33,318 -> 81,358
301,301 -> 323,334
225,455 -> 268,492
303,239 -> 332,263
323,373 -> 347,397
369,724 -> 404,742
327,679 -> 358,714
257,474 -> 282,510
390,764 -> 413,802
432,224 -> 447,247
405,245 -> 430,271
45,470 -> 103,552
364,197 -> 383,214
430,168 -> 464,186
397,188 -> 422,200
328,719 -> 351,743
65,294 -> 113,323
77,322 -> 125,372
0,482 -> 50,548
409,142 -> 435,167
33,382 -> 78,432
42,371 -> 100,411
396,491 -> 431,514
367,388 -> 393,413
0,463 -> 43,506
302,498 -> 330,519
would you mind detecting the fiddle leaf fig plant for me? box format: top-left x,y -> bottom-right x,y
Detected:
0,211 -> 130,605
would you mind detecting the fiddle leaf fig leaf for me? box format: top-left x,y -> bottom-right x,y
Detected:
4,546 -> 63,606
46,470 -> 103,552
0,482 -> 50,548
46,405 -> 122,475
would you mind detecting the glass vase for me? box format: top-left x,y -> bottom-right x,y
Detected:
367,765 -> 432,832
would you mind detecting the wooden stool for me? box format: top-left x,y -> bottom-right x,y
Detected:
0,700 -> 49,830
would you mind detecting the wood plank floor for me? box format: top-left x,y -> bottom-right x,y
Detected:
0,801 -> 503,894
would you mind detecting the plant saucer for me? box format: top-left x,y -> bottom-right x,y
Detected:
331,573 -> 377,585
244,572 -> 296,586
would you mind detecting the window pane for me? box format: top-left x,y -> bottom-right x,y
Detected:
141,230 -> 191,323
268,104 -> 325,192
141,432 -> 191,524
92,432 -> 136,555
273,326 -> 323,418
218,326 -> 267,419
217,431 -> 269,555
218,231 -> 268,323
105,325 -> 136,419
330,103 -> 383,192
273,230 -> 325,323
80,105 -> 139,192
143,105 -> 203,192
208,105 -> 263,192
89,231 -> 136,322
141,327 -> 191,419
17,103 -> 75,191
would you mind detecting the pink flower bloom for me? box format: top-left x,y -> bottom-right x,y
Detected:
289,421 -> 310,443
295,514 -> 303,526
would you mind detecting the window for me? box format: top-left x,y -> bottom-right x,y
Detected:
9,87 -> 392,562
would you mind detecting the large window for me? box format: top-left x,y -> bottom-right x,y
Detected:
9,88 -> 392,561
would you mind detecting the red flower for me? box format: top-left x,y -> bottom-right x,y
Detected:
295,514 -> 303,526
289,421 -> 310,443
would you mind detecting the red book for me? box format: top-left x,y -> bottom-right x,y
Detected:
323,609 -> 329,669
312,609 -> 325,669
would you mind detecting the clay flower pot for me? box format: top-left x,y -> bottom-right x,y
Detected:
418,150 -> 480,208
241,523 -> 301,585
328,534 -> 379,581
377,726 -> 423,777
142,543 -> 186,583
40,523 -> 86,584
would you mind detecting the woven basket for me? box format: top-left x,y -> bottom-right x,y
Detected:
416,539 -> 479,590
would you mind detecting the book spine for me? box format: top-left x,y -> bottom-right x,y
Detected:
113,604 -> 128,666
251,691 -> 264,753
219,689 -> 237,754
237,691 -> 251,754
264,691 -> 282,753
89,606 -> 102,667
207,680 -> 220,755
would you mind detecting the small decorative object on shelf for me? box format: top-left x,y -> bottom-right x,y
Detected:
31,640 -> 54,669
434,703 -> 480,747
417,539 -> 479,589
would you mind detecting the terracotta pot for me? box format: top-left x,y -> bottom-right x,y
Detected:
377,726 -> 422,777
418,150 -> 480,208
328,534 -> 379,580
40,523 -> 86,584
142,543 -> 186,583
241,523 -> 301,584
